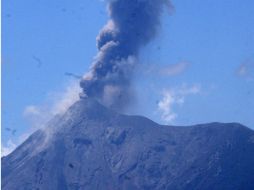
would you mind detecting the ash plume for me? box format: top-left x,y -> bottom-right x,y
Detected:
80,0 -> 171,110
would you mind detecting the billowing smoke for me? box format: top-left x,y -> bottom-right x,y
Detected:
80,0 -> 171,110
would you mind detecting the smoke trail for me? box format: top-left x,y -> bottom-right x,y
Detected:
80,0 -> 171,110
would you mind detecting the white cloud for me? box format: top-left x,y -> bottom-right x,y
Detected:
158,84 -> 201,124
158,91 -> 178,123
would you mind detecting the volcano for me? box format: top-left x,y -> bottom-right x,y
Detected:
2,97 -> 254,190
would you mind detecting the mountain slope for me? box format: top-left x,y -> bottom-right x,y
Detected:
2,98 -> 254,190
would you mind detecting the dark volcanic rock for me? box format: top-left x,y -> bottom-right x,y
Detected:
2,98 -> 254,190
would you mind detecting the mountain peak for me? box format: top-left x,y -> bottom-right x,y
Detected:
67,96 -> 116,119
2,99 -> 254,190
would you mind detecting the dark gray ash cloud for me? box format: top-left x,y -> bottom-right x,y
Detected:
80,0 -> 171,110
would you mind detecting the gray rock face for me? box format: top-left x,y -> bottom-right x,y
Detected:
2,98 -> 254,190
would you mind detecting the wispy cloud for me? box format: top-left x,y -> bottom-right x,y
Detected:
140,61 -> 190,77
23,80 -> 82,128
236,59 -> 254,80
50,82 -> 82,115
158,92 -> 178,123
1,140 -> 17,157
1,80 -> 83,157
1,131 -> 34,157
3,65 -> 82,157
159,61 -> 189,76
157,84 -> 201,124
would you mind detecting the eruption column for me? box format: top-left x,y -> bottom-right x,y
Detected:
80,0 -> 171,110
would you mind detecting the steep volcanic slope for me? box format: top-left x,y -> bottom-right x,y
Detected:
2,98 -> 254,190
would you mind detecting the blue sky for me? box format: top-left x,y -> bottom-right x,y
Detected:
2,0 -> 254,154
